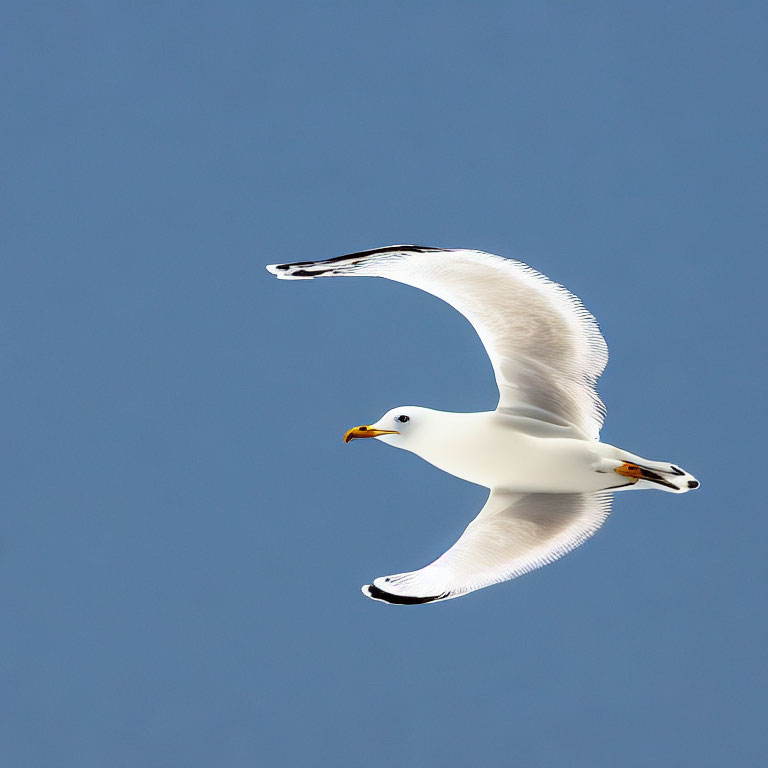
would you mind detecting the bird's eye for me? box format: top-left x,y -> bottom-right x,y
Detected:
395,415 -> 410,424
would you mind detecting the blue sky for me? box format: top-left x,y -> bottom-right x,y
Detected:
1,2 -> 766,766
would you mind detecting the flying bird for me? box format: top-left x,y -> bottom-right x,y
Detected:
266,246 -> 698,604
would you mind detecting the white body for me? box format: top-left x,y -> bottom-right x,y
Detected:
376,409 -> 633,493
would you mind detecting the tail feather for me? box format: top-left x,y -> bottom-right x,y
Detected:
616,457 -> 699,493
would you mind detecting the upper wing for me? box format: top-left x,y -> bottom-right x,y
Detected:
362,491 -> 613,604
267,246 -> 608,439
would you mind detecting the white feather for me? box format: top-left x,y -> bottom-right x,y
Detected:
363,491 -> 613,604
269,246 -> 608,439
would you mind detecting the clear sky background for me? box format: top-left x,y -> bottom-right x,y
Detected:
2,2 -> 766,766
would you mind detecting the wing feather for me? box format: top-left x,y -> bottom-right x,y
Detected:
362,491 -> 613,604
267,246 -> 608,438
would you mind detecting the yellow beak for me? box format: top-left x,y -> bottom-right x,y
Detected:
343,425 -> 399,443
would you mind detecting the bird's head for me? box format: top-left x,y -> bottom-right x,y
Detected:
343,406 -> 424,448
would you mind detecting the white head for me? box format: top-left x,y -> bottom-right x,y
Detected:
343,406 -> 492,486
343,406 -> 436,452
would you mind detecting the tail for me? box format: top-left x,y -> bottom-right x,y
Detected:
614,456 -> 699,494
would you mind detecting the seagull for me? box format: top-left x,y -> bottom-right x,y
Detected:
266,246 -> 698,604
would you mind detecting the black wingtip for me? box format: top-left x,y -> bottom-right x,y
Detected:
267,245 -> 450,276
340,245 -> 448,260
289,268 -> 330,277
363,583 -> 449,605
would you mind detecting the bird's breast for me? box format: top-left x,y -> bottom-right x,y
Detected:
410,415 -> 600,492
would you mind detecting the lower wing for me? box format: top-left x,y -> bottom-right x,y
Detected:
363,490 -> 613,604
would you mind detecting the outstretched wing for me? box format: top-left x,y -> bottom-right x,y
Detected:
362,491 -> 613,604
267,246 -> 608,439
